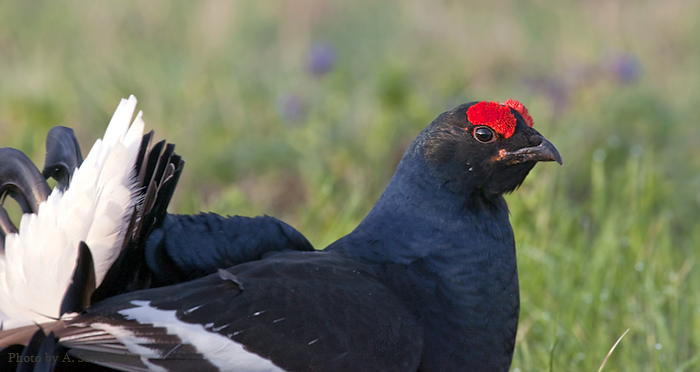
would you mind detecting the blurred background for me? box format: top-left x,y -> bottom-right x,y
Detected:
1,0 -> 699,370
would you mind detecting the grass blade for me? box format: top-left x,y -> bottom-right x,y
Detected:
597,328 -> 630,372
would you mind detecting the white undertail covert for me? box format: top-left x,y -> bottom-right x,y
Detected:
0,96 -> 145,329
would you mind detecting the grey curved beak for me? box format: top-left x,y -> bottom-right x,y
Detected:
503,137 -> 563,166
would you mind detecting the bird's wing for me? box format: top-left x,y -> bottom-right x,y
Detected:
50,252 -> 422,372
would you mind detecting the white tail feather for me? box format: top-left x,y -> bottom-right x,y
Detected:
0,95 -> 145,329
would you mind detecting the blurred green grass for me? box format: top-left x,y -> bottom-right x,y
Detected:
1,1 -> 699,370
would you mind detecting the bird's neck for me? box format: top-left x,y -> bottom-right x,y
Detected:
329,149 -> 515,265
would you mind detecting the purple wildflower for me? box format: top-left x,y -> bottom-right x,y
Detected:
307,42 -> 336,76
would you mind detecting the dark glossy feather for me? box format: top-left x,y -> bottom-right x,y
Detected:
42,126 -> 83,192
58,251 -> 422,372
60,242 -> 96,316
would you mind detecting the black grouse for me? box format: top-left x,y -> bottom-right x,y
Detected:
0,99 -> 560,372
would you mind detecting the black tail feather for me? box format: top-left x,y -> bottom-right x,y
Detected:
90,132 -> 184,303
15,328 -> 46,372
0,148 -> 51,251
59,242 -> 96,316
31,331 -> 64,372
42,126 -> 83,192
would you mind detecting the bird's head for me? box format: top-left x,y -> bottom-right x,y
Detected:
419,99 -> 562,198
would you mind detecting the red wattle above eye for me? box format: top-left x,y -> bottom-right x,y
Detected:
467,102 -> 516,139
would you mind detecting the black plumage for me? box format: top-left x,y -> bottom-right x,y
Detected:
0,148 -> 51,251
58,252 -> 422,371
41,126 -> 83,192
143,213 -> 315,286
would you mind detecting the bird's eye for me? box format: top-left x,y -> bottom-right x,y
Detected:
473,127 -> 495,143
